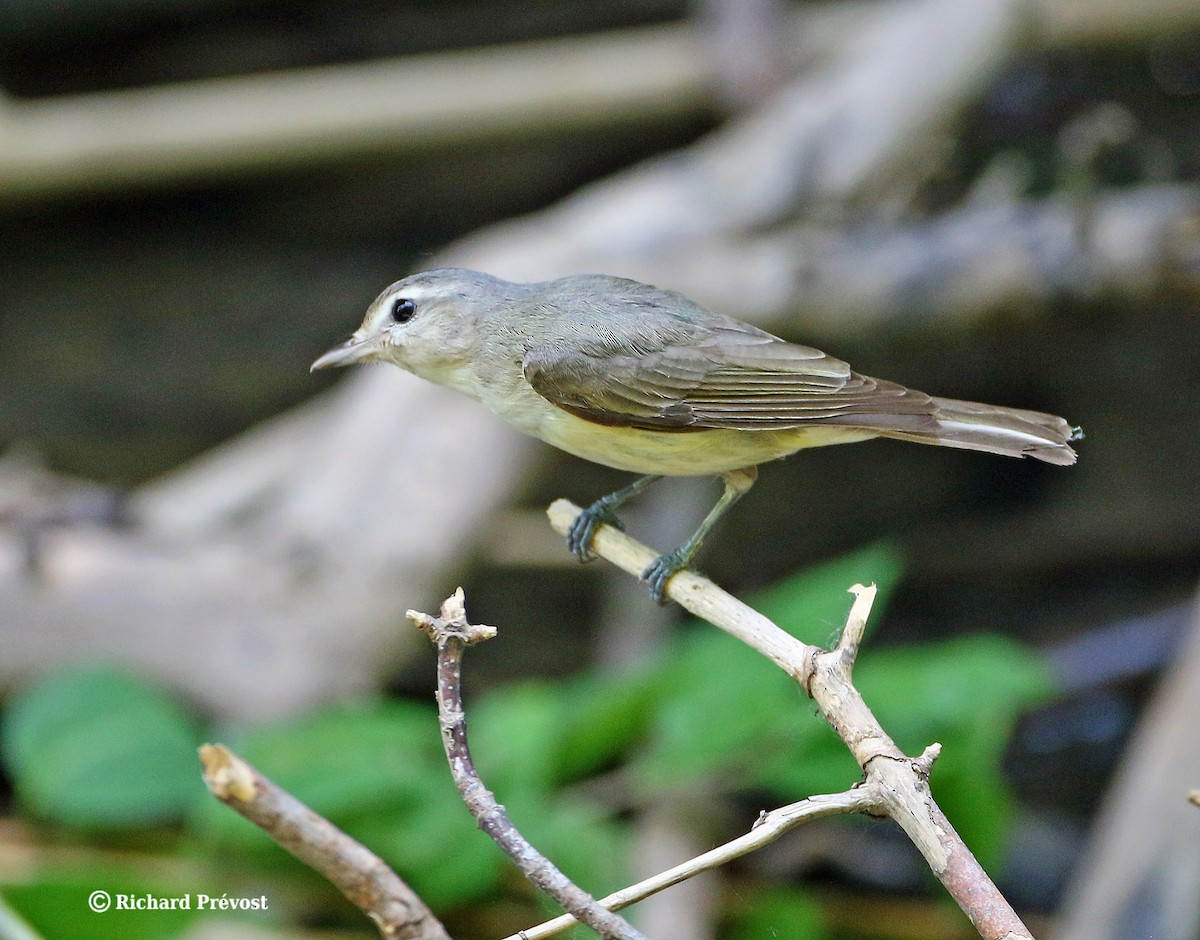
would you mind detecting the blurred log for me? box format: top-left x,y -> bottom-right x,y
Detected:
0,8 -> 858,199
3,0 -> 1196,717
1052,585 -> 1200,940
0,24 -> 707,197
697,0 -> 791,107
460,183 -> 1200,338
1034,0 -> 1200,46
452,0 -> 1025,277
0,373 -> 528,718
2,0 -> 1199,199
0,0 -> 1016,715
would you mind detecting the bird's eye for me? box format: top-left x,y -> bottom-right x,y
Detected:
390,297 -> 416,323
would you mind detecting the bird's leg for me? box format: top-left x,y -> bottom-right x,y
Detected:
641,466 -> 758,604
566,474 -> 664,562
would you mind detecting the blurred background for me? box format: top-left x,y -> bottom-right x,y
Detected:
1,0 -> 1199,938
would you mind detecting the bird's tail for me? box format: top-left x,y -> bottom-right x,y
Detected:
880,397 -> 1081,465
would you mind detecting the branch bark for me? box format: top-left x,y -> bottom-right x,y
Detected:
507,788 -> 875,940
546,499 -> 1034,940
200,507 -> 1035,939
199,743 -> 450,940
408,590 -> 646,940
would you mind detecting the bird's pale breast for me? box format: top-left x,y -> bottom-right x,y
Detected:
534,406 -> 875,475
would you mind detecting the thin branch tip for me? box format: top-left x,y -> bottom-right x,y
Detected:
406,609 -> 436,636
199,743 -> 257,802
837,582 -> 878,656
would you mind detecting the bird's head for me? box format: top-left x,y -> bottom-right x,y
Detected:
311,268 -> 506,382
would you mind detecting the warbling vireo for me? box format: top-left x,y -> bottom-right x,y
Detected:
313,269 -> 1080,602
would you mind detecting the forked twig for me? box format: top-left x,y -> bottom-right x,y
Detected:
408,589 -> 646,940
504,788 -> 876,940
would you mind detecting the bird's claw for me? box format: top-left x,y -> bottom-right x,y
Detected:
640,548 -> 690,605
565,502 -> 625,562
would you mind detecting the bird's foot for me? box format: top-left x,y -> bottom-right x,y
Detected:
566,500 -> 626,562
640,547 -> 692,605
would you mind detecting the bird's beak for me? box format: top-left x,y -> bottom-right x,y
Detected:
311,337 -> 377,372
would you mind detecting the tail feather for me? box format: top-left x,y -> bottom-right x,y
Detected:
879,396 -> 1080,466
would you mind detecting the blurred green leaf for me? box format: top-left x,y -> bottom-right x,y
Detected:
621,543 -> 1050,874
365,773 -> 507,909
554,666 -> 662,782
633,628 -> 805,789
856,635 -> 1053,868
746,724 -> 861,800
632,544 -> 904,791
852,635 -> 1052,748
1,664 -> 201,828
503,793 -> 630,899
195,697 -> 443,841
2,867 -> 213,940
426,682 -> 636,902
723,886 -> 826,940
754,541 -> 904,646
757,635 -> 1053,868
0,891 -> 43,940
470,681 -> 562,797
192,697 -> 505,908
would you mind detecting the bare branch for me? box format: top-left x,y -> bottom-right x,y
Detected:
547,499 -> 817,682
507,788 -> 875,940
546,500 -> 1035,940
3,0 -> 1197,199
408,593 -> 647,940
199,743 -> 450,940
1054,585 -> 1200,940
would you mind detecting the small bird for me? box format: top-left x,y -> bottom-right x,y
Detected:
313,269 -> 1079,602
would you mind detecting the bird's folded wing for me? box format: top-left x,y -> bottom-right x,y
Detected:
523,330 -> 938,432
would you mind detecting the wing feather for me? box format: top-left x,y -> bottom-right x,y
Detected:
523,324 -> 938,433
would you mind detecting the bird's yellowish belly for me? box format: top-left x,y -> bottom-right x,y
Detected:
537,410 -> 876,476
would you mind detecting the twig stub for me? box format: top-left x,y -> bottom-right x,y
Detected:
407,587 -> 497,646
418,588 -> 646,940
